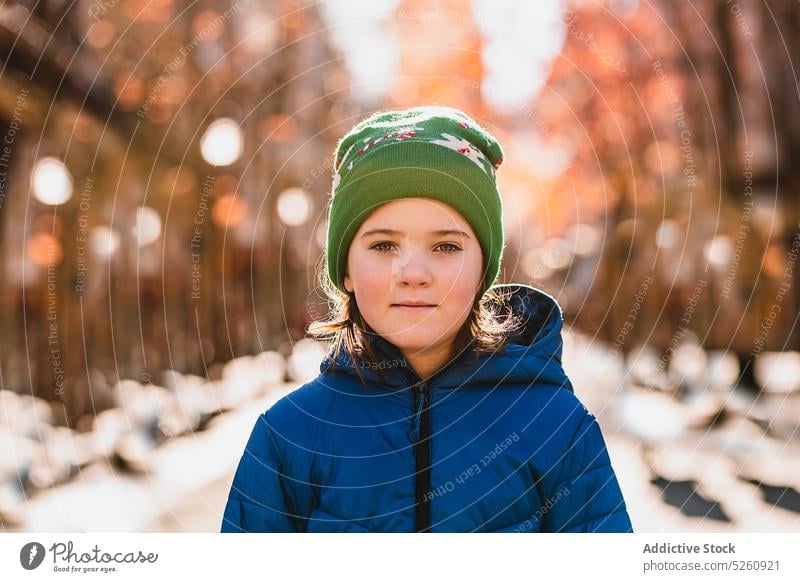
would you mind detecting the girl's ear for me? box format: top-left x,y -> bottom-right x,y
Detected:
344,272 -> 353,293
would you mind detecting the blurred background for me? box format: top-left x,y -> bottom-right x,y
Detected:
1,0 -> 799,532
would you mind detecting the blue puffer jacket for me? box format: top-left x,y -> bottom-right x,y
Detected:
221,283 -> 633,532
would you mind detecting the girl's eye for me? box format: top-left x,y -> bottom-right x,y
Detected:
436,242 -> 461,253
370,241 -> 396,253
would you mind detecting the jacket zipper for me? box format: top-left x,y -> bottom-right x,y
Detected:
399,355 -> 464,532
408,385 -> 426,443
408,380 -> 431,532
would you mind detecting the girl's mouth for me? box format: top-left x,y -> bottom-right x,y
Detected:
392,304 -> 436,311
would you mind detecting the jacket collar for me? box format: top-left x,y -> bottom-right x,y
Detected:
318,283 -> 572,392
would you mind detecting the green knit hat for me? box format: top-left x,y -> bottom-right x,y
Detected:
326,105 -> 505,294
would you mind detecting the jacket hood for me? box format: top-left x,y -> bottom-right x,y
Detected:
318,283 -> 572,391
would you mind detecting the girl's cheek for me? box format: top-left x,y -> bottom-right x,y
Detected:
356,252 -> 384,274
441,259 -> 474,281
360,266 -> 390,292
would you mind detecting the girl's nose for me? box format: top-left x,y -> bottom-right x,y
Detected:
393,250 -> 432,286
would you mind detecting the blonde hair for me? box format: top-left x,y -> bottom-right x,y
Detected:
306,254 -> 525,385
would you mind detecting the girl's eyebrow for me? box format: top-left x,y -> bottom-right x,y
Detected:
360,228 -> 471,238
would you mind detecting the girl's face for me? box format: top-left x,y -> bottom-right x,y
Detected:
343,197 -> 484,361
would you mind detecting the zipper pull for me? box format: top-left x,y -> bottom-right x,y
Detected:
408,384 -> 426,443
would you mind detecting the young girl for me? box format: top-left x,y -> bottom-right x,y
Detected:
221,106 -> 633,533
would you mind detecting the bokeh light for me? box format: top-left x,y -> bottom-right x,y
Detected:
276,188 -> 312,227
212,194 -> 247,228
31,158 -> 73,205
132,207 -> 162,247
200,118 -> 243,166
27,233 -> 63,266
89,226 -> 120,257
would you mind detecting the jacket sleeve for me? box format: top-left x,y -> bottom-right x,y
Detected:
220,411 -> 314,532
540,411 -> 633,532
